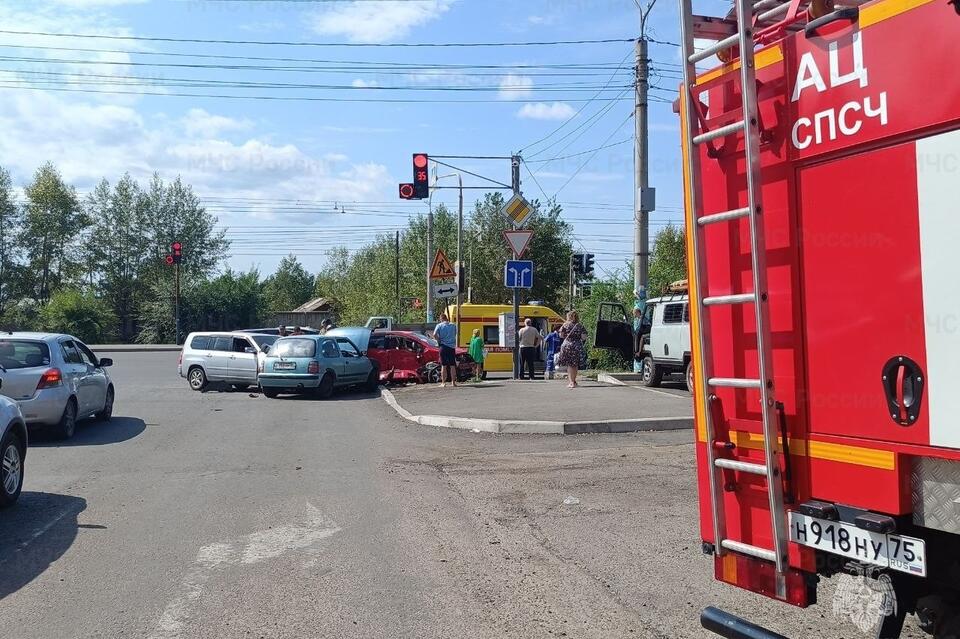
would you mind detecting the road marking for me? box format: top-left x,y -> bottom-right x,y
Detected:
149,503 -> 339,639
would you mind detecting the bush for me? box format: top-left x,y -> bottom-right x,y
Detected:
40,289 -> 117,343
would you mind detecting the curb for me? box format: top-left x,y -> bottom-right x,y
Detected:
88,345 -> 182,353
380,388 -> 693,435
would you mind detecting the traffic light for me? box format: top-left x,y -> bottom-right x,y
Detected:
164,255 -> 174,266
583,253 -> 595,278
412,153 -> 429,199
399,183 -> 416,200
571,252 -> 584,275
172,241 -> 183,264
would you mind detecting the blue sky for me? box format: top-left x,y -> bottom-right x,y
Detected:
0,0 -> 699,278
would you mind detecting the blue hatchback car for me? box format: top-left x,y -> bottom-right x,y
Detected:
258,335 -> 379,399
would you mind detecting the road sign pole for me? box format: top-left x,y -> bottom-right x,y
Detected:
456,173 -> 463,346
511,155 -> 521,380
174,261 -> 181,346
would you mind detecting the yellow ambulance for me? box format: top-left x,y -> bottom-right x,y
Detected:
443,302 -> 564,373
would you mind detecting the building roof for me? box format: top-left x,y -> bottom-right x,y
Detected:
290,297 -> 333,313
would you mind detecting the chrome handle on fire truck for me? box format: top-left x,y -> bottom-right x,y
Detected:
704,293 -> 756,306
721,540 -> 777,563
715,459 -> 767,475
698,207 -> 751,225
693,121 -> 745,145
708,377 -> 762,389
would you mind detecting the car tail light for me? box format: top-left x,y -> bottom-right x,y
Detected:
307,361 -> 320,374
37,368 -> 63,390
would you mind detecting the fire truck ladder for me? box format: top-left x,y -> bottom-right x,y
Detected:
678,0 -> 790,598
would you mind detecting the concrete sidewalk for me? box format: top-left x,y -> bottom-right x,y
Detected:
382,378 -> 694,435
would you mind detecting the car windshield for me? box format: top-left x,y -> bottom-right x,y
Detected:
418,333 -> 438,348
271,338 -> 316,358
0,340 -> 51,369
249,334 -> 278,349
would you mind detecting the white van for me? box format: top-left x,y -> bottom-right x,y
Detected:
637,294 -> 692,391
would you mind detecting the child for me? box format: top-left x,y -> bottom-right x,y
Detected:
468,328 -> 485,381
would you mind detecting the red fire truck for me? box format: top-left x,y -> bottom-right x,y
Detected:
677,0 -> 960,636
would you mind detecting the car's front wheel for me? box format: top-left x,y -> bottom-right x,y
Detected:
641,357 -> 663,388
0,430 -> 24,507
365,368 -> 380,392
97,387 -> 114,422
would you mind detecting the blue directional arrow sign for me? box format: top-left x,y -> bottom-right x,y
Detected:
504,260 -> 534,289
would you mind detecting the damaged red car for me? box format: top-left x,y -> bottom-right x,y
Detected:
325,327 -> 474,384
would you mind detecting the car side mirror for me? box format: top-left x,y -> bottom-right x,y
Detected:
244,347 -> 256,354
98,357 -> 114,368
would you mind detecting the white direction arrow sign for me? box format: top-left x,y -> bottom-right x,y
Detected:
432,281 -> 458,299
503,229 -> 535,257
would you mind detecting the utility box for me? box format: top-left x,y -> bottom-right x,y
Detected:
498,312 -> 515,348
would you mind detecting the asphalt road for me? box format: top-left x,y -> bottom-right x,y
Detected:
0,352 -> 924,638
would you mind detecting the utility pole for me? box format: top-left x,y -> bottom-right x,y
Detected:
426,165 -> 435,323
635,2 -> 656,311
511,154 -> 521,380
395,230 -> 401,322
174,262 -> 181,346
456,173 -> 463,345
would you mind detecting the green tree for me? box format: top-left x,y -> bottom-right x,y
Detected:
648,224 -> 687,296
262,255 -> 314,313
21,163 -> 86,303
0,167 -> 23,319
40,289 -> 117,343
85,175 -> 152,341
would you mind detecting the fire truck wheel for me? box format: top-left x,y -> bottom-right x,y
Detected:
641,356 -> 663,387
685,362 -> 694,393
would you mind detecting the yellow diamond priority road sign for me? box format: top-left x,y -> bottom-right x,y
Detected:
501,193 -> 532,228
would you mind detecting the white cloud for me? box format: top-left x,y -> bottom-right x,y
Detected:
308,0 -> 455,44
182,108 -> 253,138
517,102 -> 576,121
498,74 -> 534,100
527,14 -> 556,25
350,78 -> 378,88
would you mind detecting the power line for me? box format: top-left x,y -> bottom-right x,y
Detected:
0,82 -> 634,103
518,48 -> 635,154
552,112 -> 635,198
0,29 -> 635,48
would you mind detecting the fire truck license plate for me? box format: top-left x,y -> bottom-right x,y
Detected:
789,512 -> 926,577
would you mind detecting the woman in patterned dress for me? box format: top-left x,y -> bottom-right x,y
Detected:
557,310 -> 587,389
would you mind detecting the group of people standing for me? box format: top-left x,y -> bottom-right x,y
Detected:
436,310 -> 589,389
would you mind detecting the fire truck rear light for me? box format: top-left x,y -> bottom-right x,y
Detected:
709,377 -> 762,389
721,539 -> 777,563
713,554 -> 813,607
701,606 -> 789,639
37,368 -> 63,390
716,458 -> 768,475
704,293 -> 757,306
699,206 -> 751,226
694,120 -> 745,145
797,500 -> 839,521
854,512 -> 896,534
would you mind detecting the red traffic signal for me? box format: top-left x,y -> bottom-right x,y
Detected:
164,255 -> 174,266
412,153 -> 428,199
171,241 -> 183,264
399,183 -> 416,200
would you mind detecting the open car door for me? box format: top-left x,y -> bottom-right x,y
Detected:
594,302 -> 634,363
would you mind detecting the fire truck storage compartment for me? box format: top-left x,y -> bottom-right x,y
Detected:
798,128 -> 960,449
